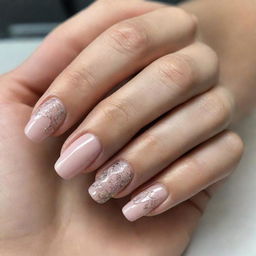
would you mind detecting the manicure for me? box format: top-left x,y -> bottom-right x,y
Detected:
54,133 -> 101,179
24,97 -> 66,142
122,183 -> 168,222
88,160 -> 134,204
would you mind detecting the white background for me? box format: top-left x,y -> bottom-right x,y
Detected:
0,39 -> 255,256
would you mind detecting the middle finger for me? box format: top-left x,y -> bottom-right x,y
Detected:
88,86 -> 234,203
55,42 -> 218,179
25,6 -> 196,142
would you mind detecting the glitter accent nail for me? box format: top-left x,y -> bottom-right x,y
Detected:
122,184 -> 168,222
88,160 -> 134,204
25,97 -> 66,142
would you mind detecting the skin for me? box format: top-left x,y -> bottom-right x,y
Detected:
0,0 -> 255,255
21,0 -> 243,215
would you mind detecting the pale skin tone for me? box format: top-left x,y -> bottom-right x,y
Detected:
1,0 -> 255,255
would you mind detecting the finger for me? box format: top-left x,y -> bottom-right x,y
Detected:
24,6 -> 196,142
126,179 -> 228,254
55,42 -> 218,179
87,86 -> 234,203
122,131 -> 244,221
185,178 -> 228,215
3,0 -> 163,103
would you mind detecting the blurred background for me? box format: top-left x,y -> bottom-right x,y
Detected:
0,0 -> 183,38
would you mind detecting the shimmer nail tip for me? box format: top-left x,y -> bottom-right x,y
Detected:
54,134 -> 102,180
122,184 -> 168,222
88,186 -> 110,204
88,160 -> 134,204
25,97 -> 66,142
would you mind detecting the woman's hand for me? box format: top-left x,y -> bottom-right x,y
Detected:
1,0 -> 254,254
15,0 -> 245,221
0,90 -> 242,255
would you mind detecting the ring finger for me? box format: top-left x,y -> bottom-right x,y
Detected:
87,84 -> 235,204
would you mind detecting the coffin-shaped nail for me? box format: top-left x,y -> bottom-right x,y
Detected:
122,184 -> 168,222
55,133 -> 101,179
88,160 -> 134,203
25,97 -> 66,142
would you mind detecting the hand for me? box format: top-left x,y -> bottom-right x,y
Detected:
0,91 -> 241,255
0,0 -> 251,255
19,0 -> 245,222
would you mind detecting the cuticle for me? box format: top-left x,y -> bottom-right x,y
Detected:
32,95 -> 65,115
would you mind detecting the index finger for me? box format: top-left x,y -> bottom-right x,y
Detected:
4,0 -> 163,103
24,6 -> 196,142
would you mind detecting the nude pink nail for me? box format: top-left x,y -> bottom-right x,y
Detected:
24,97 -> 66,142
88,160 -> 134,204
122,184 -> 168,222
54,134 -> 101,179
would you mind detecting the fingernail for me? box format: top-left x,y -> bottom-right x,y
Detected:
24,97 -> 66,142
54,134 -> 101,179
122,184 -> 168,222
88,160 -> 134,204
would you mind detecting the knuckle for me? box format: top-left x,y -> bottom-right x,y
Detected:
198,88 -> 234,128
156,54 -> 196,92
106,20 -> 149,55
63,67 -> 97,92
198,42 -> 219,71
142,133 -> 161,150
203,43 -> 218,64
97,99 -> 132,125
141,133 -> 167,158
223,131 -> 245,158
188,14 -> 198,35
168,7 -> 197,35
203,43 -> 219,82
182,9 -> 198,36
181,157 -> 200,175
